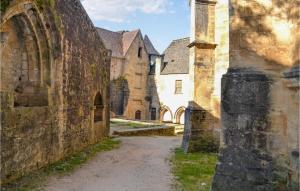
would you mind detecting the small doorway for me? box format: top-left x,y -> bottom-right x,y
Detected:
135,110 -> 141,120
151,108 -> 156,120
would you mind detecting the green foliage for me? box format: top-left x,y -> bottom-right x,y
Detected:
171,148 -> 217,191
190,134 -> 219,153
34,0 -> 55,10
0,0 -> 10,13
112,76 -> 127,84
45,138 -> 120,173
3,138 -> 121,191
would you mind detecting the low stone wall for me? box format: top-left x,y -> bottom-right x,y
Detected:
113,126 -> 176,136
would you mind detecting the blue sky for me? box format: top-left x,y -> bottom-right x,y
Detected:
81,0 -> 190,53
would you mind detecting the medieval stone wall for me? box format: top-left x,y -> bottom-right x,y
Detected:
212,0 -> 299,190
183,0 -> 226,152
1,0 -> 110,184
122,33 -> 150,120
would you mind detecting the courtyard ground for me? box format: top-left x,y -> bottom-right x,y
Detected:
44,136 -> 182,191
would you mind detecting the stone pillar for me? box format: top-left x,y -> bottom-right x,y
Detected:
211,69 -> 274,191
212,0 -> 299,190
182,0 -> 219,153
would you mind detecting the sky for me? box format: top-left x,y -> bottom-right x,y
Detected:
81,0 -> 190,54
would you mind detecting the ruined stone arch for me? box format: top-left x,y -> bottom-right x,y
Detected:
160,106 -> 173,122
175,106 -> 186,124
1,0 -> 62,107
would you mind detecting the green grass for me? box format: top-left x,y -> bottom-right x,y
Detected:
110,121 -> 157,128
171,148 -> 218,191
2,138 -> 121,191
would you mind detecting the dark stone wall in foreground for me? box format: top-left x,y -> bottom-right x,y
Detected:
212,69 -> 274,191
1,0 -> 110,184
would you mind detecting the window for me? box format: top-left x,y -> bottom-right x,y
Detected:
151,108 -> 157,120
138,47 -> 142,58
149,60 -> 156,74
175,80 -> 182,94
94,92 -> 104,122
135,110 -> 141,120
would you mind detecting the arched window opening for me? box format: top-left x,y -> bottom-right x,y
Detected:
94,92 -> 104,122
175,107 -> 186,124
160,106 -> 172,123
135,110 -> 141,120
1,11 -> 50,107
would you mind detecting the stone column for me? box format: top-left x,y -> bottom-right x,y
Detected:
182,0 -> 219,153
212,0 -> 300,190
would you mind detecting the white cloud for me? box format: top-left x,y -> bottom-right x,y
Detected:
81,0 -> 171,23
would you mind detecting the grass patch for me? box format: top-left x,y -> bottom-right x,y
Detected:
2,138 -> 121,191
110,121 -> 157,128
171,148 -> 217,191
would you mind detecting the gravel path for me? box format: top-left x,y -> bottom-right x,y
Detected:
44,136 -> 182,191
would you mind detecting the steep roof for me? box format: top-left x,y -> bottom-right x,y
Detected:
96,27 -> 140,58
161,37 -> 190,75
96,28 -> 123,58
122,29 -> 140,55
144,35 -> 160,55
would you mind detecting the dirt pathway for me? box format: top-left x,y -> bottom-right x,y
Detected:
44,136 -> 182,191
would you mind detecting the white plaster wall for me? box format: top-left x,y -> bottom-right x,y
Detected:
156,73 -> 191,123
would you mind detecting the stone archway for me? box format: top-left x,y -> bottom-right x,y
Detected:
175,107 -> 185,124
160,106 -> 173,122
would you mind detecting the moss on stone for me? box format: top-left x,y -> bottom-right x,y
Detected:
112,76 -> 127,85
0,0 -> 11,13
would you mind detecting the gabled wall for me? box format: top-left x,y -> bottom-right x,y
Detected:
122,32 -> 150,120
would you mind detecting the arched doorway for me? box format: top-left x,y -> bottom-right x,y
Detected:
94,92 -> 104,122
160,106 -> 173,122
175,107 -> 186,124
135,110 -> 141,120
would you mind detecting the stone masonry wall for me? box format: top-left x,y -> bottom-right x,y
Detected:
183,0 -> 221,153
212,0 -> 299,190
122,32 -> 150,120
1,0 -> 110,184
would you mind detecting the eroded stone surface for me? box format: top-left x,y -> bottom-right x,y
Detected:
1,0 -> 110,184
212,0 -> 300,190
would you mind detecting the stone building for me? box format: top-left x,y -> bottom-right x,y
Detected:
144,35 -> 161,120
1,0 -> 110,184
211,0 -> 300,190
182,0 -> 229,152
97,28 -> 150,120
148,38 -> 191,124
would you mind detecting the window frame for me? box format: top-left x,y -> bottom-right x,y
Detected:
175,80 -> 183,94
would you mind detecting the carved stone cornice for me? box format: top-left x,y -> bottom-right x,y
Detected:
188,40 -> 217,49
195,0 -> 217,5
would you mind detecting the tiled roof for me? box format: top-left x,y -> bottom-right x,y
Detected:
122,29 -> 140,55
97,28 -> 140,57
161,37 -> 190,75
144,35 -> 160,55
96,28 -> 123,58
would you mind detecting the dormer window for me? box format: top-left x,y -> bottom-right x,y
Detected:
138,47 -> 142,58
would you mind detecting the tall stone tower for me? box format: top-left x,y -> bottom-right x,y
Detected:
182,0 -> 219,152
